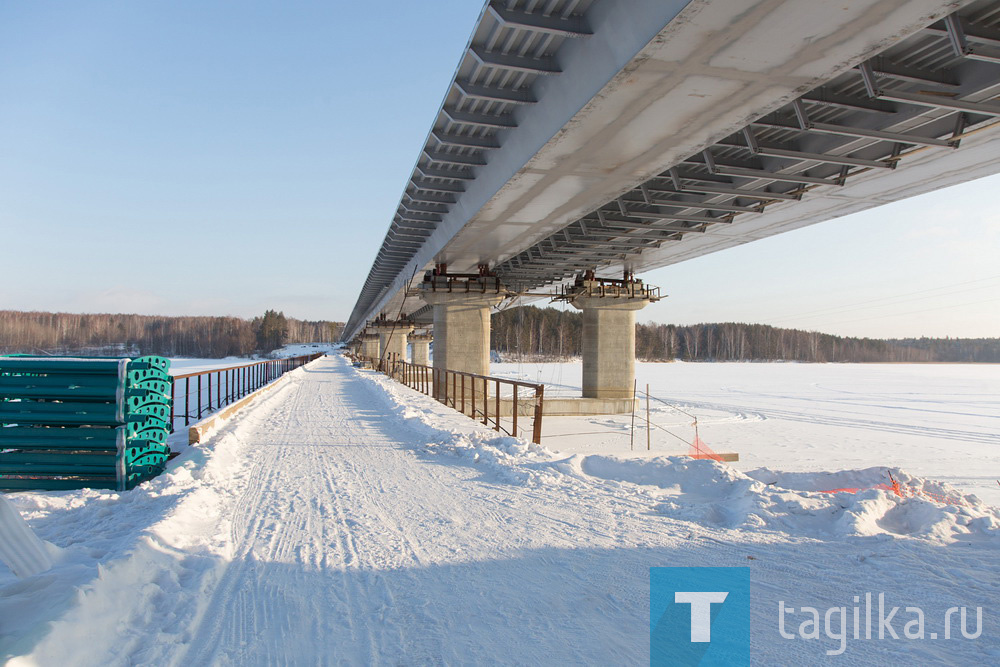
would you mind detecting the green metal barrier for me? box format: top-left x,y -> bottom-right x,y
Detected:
0,356 -> 174,492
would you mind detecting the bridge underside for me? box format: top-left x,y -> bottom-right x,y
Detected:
344,1 -> 1000,417
345,0 -> 1000,344
492,5 -> 1000,293
345,0 -> 1000,338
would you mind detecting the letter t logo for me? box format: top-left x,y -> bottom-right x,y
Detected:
675,592 -> 729,642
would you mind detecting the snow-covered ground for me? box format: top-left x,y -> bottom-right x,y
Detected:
493,361 -> 1000,507
2,356 -> 997,664
168,342 -> 339,375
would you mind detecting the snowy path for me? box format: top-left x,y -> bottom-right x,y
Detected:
176,357 -> 712,664
4,356 -> 998,665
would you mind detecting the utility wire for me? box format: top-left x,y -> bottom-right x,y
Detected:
777,282 -> 1000,325
829,295 -> 1000,326
767,274 -> 1000,324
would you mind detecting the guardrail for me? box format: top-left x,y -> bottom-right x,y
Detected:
170,353 -> 323,431
353,353 -> 544,444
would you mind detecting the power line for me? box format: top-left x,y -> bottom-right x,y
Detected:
768,274 -> 1000,324
778,282 -> 1000,325
827,295 -> 1000,327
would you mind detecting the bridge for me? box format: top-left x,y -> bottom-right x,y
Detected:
344,0 -> 1000,405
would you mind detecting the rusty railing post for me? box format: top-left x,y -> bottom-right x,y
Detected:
512,386 -> 518,438
495,378 -> 501,432
532,385 -> 544,445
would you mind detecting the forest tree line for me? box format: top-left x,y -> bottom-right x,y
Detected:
491,305 -> 1000,363
0,310 -> 343,358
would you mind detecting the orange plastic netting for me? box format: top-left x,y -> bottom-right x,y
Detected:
688,437 -> 724,462
819,473 -> 970,506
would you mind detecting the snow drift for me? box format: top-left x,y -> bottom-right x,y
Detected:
0,495 -> 54,578
365,368 -> 1000,545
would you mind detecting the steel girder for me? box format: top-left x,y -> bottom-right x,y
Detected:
495,3 -> 1000,290
344,0 -> 593,339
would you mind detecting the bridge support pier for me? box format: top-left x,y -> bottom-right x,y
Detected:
564,275 -> 660,400
371,322 -> 413,364
360,333 -> 380,360
409,333 -> 432,366
420,291 -> 502,377
420,270 -> 504,402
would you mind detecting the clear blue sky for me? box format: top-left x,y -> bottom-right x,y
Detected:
1,1 -> 997,339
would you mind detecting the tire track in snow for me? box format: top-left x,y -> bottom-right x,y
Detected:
179,391 -> 302,665
178,360 -> 449,664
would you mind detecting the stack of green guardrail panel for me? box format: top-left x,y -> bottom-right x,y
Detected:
0,356 -> 173,491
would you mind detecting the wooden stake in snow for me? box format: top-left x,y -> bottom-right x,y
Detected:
0,495 -> 53,578
646,384 -> 651,451
629,379 -> 637,451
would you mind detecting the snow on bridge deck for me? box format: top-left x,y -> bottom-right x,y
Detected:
3,355 -> 997,664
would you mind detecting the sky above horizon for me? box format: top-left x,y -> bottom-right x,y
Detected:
1,1 -> 998,340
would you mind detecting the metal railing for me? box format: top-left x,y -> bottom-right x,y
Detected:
170,353 -> 323,431
353,352 -> 544,444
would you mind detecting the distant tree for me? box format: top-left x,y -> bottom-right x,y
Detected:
0,310 -> 342,359
254,310 -> 289,354
489,306 -> 993,363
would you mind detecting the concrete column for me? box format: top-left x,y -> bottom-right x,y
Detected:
372,324 -> 413,363
420,291 -> 502,376
409,334 -> 432,366
569,280 -> 654,399
360,333 -> 380,359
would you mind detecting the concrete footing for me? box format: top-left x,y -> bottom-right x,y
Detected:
498,396 -> 636,416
